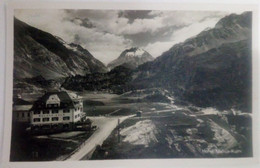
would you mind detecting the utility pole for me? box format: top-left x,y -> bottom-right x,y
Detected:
117,118 -> 120,143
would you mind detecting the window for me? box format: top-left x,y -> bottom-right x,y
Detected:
43,118 -> 49,122
22,113 -> 24,118
63,116 -> 70,121
27,113 -> 30,117
54,104 -> 58,107
63,109 -> 70,113
52,117 -> 59,121
75,115 -> 77,119
47,104 -> 52,108
43,110 -> 49,114
52,110 -> 59,114
34,118 -> 40,122
34,110 -> 41,114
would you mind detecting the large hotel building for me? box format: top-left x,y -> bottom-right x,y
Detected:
29,91 -> 84,130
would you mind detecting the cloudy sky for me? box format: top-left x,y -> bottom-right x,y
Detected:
14,9 -> 241,65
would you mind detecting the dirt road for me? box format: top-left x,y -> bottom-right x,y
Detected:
65,115 -> 135,160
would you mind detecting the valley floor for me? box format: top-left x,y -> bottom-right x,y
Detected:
85,90 -> 252,159
10,89 -> 252,161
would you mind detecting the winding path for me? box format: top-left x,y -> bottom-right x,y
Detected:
65,114 -> 135,160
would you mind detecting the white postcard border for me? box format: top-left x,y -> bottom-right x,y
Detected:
2,1 -> 260,168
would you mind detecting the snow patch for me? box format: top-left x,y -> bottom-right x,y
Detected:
125,51 -> 135,57
135,48 -> 145,57
201,108 -> 220,115
121,120 -> 158,147
64,43 -> 78,52
125,48 -> 145,58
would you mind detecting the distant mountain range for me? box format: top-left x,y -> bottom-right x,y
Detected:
133,12 -> 252,110
14,18 -> 107,80
107,47 -> 154,70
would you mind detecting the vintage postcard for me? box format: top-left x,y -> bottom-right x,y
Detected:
1,1 -> 259,168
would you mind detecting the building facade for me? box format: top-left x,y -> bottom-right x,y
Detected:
30,91 -> 83,130
13,105 -> 32,123
13,98 -> 32,123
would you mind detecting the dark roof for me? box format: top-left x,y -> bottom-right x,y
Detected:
31,91 -> 79,110
39,91 -> 72,103
13,98 -> 32,105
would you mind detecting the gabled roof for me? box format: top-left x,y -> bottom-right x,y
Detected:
39,91 -> 72,103
31,91 -> 80,110
13,98 -> 32,105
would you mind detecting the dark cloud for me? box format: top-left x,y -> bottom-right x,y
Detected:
124,25 -> 183,47
79,18 -> 94,28
118,10 -> 153,23
70,17 -> 95,28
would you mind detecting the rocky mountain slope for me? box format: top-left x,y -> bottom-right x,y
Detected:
14,18 -> 107,80
132,12 -> 252,111
107,47 -> 154,70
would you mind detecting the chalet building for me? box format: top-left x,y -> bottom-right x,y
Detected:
13,98 -> 33,123
30,91 -> 84,130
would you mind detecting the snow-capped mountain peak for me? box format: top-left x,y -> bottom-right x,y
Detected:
108,47 -> 154,70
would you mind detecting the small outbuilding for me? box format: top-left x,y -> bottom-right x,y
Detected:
13,98 -> 32,123
136,111 -> 142,117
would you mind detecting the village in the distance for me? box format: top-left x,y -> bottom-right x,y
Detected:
11,10 -> 252,161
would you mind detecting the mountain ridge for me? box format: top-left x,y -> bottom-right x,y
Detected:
14,18 -> 107,80
131,12 -> 252,111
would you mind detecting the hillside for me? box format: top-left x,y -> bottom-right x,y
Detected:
14,18 -> 107,80
132,12 -> 252,111
62,65 -> 133,93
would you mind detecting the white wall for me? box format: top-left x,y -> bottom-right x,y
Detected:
46,95 -> 60,107
31,108 -> 83,125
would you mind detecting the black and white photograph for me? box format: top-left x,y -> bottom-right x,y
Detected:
1,1 -> 259,167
